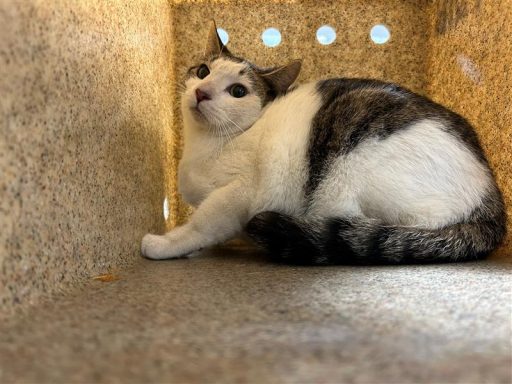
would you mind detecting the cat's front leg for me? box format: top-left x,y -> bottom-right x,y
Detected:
140,225 -> 189,260
141,181 -> 250,260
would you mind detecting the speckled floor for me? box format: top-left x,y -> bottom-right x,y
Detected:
1,245 -> 511,384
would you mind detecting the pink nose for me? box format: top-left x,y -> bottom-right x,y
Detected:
195,88 -> 211,103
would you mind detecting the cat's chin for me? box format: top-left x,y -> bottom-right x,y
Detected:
188,106 -> 219,133
189,105 -> 208,123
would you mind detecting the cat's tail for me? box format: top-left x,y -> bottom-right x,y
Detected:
245,199 -> 506,265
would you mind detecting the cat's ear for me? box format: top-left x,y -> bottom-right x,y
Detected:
259,60 -> 302,94
204,20 -> 231,58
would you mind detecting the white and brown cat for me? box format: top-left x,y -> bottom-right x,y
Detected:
141,22 -> 505,264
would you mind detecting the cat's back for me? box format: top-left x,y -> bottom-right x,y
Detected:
259,76 -> 489,185
310,77 -> 486,162
306,77 -> 490,192
304,77 -> 496,226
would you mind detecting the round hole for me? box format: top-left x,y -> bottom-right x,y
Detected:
316,25 -> 336,45
217,28 -> 229,45
261,28 -> 282,47
370,24 -> 391,44
163,197 -> 170,221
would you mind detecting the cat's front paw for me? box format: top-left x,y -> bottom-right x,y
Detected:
141,234 -> 174,260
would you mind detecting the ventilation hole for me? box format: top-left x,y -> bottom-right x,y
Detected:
163,197 -> 170,221
217,28 -> 229,45
316,25 -> 336,45
370,24 -> 391,44
261,28 -> 281,47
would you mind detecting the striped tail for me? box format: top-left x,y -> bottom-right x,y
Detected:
245,199 -> 506,265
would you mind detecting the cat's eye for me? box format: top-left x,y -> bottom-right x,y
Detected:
197,64 -> 210,79
229,84 -> 248,98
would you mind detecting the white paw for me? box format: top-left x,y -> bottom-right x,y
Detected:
141,234 -> 174,260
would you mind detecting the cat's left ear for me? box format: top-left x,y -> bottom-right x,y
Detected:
259,60 -> 302,95
204,20 -> 231,58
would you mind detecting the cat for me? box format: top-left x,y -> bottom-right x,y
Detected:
141,21 -> 506,265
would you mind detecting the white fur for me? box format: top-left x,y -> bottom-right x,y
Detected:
309,119 -> 491,228
141,58 -> 492,259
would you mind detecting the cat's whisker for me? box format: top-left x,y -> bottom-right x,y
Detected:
217,120 -> 235,153
216,112 -> 239,152
209,113 -> 229,157
229,120 -> 245,134
216,120 -> 224,157
221,112 -> 244,134
218,109 -> 243,133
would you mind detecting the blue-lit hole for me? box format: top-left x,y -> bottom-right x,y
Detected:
261,28 -> 281,47
370,24 -> 391,44
316,25 -> 336,45
217,28 -> 229,45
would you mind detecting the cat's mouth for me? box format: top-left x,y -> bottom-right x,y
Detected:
188,98 -> 217,126
190,104 -> 207,121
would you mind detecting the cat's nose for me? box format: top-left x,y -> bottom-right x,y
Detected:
195,88 -> 211,103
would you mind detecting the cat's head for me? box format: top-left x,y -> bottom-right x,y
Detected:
182,21 -> 301,137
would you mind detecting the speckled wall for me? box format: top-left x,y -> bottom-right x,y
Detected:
426,0 -> 512,259
0,0 -> 176,316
